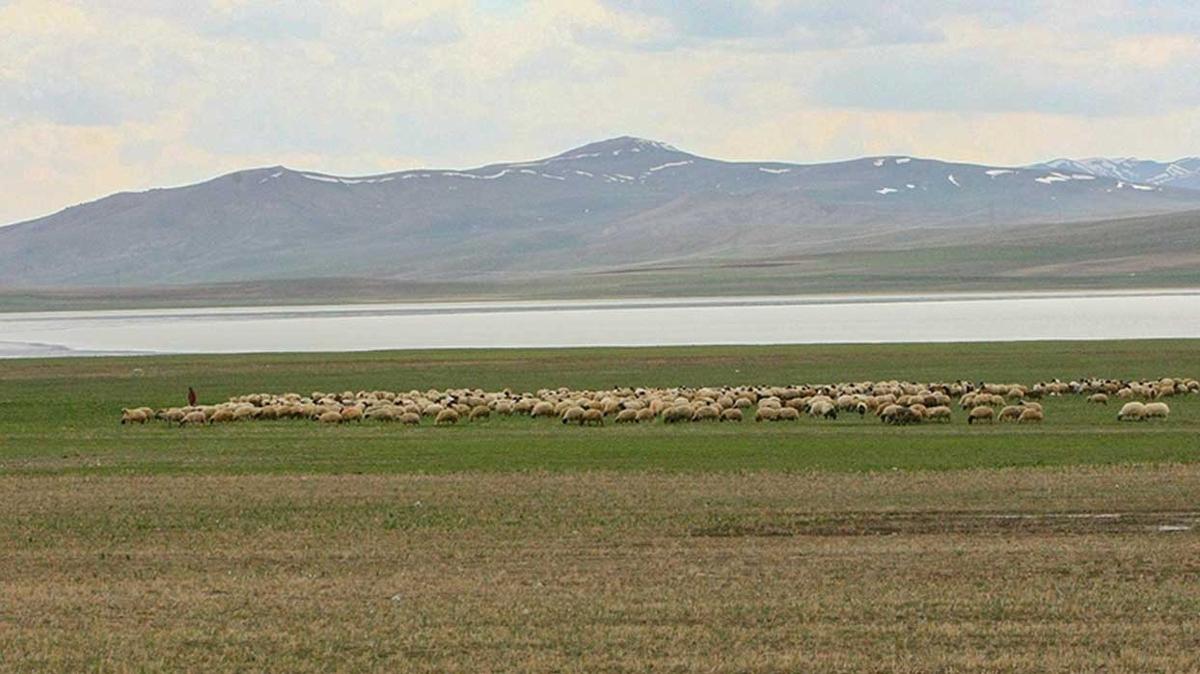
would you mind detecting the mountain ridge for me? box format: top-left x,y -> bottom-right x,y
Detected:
3,136 -> 1200,288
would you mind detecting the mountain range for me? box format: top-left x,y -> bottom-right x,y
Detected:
1033,157 -> 1200,191
2,136 -> 1199,292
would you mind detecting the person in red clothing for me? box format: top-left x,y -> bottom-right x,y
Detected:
187,387 -> 197,407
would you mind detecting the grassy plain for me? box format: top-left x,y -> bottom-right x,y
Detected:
1,341 -> 1198,671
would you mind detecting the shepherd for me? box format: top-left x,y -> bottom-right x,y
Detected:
187,386 -> 197,407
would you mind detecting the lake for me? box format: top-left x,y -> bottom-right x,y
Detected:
1,290 -> 1198,358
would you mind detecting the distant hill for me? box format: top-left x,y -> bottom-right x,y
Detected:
3,136 -> 1200,289
1033,157 -> 1200,191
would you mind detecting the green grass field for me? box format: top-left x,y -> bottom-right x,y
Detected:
2,341 -> 1198,671
2,340 -> 1198,476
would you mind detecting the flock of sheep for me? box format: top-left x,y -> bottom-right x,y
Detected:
119,376 -> 1194,427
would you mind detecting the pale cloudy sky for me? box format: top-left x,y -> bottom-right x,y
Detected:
3,0 -> 1200,224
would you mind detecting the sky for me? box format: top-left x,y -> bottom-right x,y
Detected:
3,0 -> 1200,224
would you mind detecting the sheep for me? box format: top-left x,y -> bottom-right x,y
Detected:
776,407 -> 801,422
998,405 -> 1023,422
317,411 -> 343,424
209,408 -> 236,424
561,406 -> 585,425
719,408 -> 743,422
468,405 -> 491,422
880,405 -> 919,425
365,407 -> 399,422
1087,393 -> 1108,405
662,405 -> 692,424
399,412 -> 421,425
925,406 -> 952,423
808,400 -> 837,420
614,409 -> 639,424
157,408 -> 186,423
120,408 -> 149,425
635,408 -> 657,423
1117,401 -> 1147,421
1143,402 -> 1170,420
340,407 -> 364,423
581,409 -> 605,426
691,405 -> 720,422
1017,408 -> 1044,423
754,407 -> 779,422
530,401 -> 556,418
179,410 -> 207,426
434,408 -> 460,425
967,406 -> 995,425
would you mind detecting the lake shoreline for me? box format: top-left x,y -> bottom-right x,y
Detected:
3,290 -> 1198,359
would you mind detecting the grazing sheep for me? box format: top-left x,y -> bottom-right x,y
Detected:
1143,402 -> 1170,420
719,408 -> 743,422
340,407 -> 363,423
808,400 -> 837,420
776,407 -> 801,422
469,405 -> 491,422
754,407 -> 779,422
926,406 -> 952,423
209,408 -> 236,424
691,406 -> 720,422
179,410 -> 207,426
435,409 -> 460,425
1087,393 -> 1108,405
561,406 -> 585,425
635,408 -> 657,423
880,405 -> 918,425
998,405 -> 1023,422
399,412 -> 421,425
967,406 -> 995,425
120,408 -> 149,425
365,407 -> 399,422
530,402 -> 556,418
1017,408 -> 1044,423
614,409 -> 639,424
1117,401 -> 1147,421
317,411 -> 343,424
663,405 -> 692,424
582,409 -> 605,426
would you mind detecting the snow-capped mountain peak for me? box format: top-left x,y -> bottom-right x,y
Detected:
1034,157 -> 1200,190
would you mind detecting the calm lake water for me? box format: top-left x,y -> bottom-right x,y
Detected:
1,291 -> 1198,358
